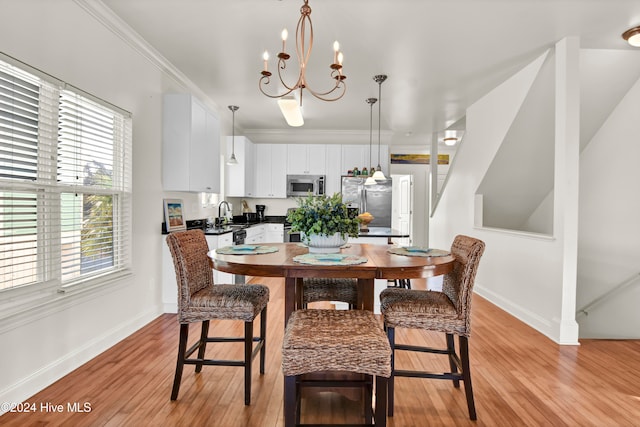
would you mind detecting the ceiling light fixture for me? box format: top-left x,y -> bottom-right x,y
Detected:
259,0 -> 346,107
227,105 -> 239,165
365,97 -> 378,186
443,137 -> 458,146
622,26 -> 640,47
277,97 -> 304,127
372,74 -> 387,181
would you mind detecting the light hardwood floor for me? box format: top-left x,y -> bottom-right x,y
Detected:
1,276 -> 639,426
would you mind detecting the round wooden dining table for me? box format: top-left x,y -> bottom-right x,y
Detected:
208,242 -> 454,326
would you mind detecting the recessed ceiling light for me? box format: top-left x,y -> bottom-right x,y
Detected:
443,137 -> 458,146
622,26 -> 640,47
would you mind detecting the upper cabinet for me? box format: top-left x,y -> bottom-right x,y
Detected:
225,136 -> 255,197
341,144 -> 389,176
287,144 -> 326,175
254,144 -> 287,198
162,94 -> 220,193
324,145 -> 342,195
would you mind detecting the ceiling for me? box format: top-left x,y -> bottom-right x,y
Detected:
101,0 -> 640,146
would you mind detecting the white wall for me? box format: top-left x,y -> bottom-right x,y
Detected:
429,45 -> 578,344
0,0 -> 173,405
577,67 -> 640,338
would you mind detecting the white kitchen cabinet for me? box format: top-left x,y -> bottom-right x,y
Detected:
245,224 -> 265,244
325,144 -> 342,196
225,136 -> 255,197
264,223 -> 284,243
210,233 -> 234,284
287,144 -> 326,175
162,94 -> 220,192
341,144 -> 389,176
254,144 -> 287,198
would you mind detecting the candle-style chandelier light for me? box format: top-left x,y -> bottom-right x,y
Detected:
259,0 -> 346,106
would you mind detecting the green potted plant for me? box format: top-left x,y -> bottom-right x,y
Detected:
287,193 -> 360,252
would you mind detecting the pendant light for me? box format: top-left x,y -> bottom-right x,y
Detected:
365,97 -> 378,186
372,75 -> 387,180
227,105 -> 239,165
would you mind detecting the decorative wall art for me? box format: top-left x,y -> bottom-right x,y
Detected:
163,199 -> 186,232
390,153 -> 450,165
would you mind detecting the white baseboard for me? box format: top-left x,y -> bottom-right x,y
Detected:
474,284 -> 563,344
0,307 -> 163,414
163,302 -> 177,313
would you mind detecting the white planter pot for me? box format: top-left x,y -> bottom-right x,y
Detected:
304,232 -> 347,253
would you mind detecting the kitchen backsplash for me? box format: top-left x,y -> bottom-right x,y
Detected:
227,196 -> 296,216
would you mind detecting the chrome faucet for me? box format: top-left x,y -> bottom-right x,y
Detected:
218,201 -> 231,227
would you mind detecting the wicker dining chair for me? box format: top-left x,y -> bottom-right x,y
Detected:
301,277 -> 359,309
166,229 -> 269,405
379,235 -> 485,420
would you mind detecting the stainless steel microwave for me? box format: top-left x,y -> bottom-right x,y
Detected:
286,175 -> 325,197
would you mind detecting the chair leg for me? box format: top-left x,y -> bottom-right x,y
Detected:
446,333 -> 460,388
260,306 -> 267,374
195,320 -> 209,373
459,336 -> 477,420
375,375 -> 388,427
284,375 -> 297,427
387,326 -> 395,417
364,374 -> 373,423
244,320 -> 253,405
171,323 -> 189,400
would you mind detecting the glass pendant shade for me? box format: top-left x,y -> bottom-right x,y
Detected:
227,153 -> 238,165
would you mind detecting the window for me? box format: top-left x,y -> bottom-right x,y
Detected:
0,55 -> 132,297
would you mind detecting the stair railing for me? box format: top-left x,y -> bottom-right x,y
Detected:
576,271 -> 640,317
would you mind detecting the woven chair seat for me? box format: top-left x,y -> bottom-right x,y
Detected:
282,309 -> 391,378
380,287 -> 467,335
186,284 -> 269,323
302,277 -> 358,305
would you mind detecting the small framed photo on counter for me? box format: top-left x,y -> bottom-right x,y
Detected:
163,199 -> 186,232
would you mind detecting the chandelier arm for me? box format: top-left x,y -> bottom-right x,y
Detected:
275,59 -> 304,92
303,81 -> 346,100
258,76 -> 298,99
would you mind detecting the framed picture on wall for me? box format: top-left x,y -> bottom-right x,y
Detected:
163,199 -> 186,232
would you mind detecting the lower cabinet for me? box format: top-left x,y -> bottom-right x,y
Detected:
265,223 -> 284,243
245,225 -> 265,244
210,234 -> 234,285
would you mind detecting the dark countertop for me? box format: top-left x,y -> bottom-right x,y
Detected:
357,227 -> 409,238
163,219 -> 407,239
162,216 -> 287,235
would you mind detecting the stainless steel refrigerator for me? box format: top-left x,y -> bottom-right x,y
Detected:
341,176 -> 392,227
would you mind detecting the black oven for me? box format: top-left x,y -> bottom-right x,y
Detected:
284,208 -> 301,242
283,226 -> 301,243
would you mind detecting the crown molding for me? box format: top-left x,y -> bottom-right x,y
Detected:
73,0 -> 221,115
243,128 -> 394,145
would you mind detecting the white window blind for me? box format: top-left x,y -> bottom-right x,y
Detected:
0,56 -> 132,294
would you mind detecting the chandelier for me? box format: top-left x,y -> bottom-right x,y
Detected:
259,0 -> 346,105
